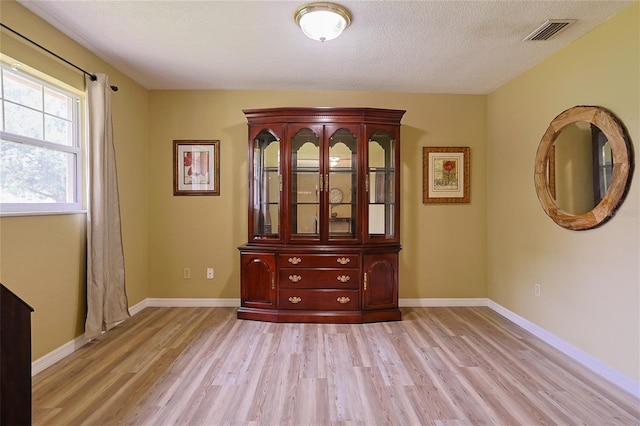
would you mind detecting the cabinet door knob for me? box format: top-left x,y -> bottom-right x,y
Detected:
336,257 -> 350,265
288,257 -> 302,264
288,296 -> 302,304
336,296 -> 351,304
337,275 -> 351,283
288,275 -> 302,283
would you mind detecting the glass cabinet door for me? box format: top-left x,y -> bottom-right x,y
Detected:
368,129 -> 397,240
327,127 -> 357,240
252,129 -> 280,239
290,126 -> 321,239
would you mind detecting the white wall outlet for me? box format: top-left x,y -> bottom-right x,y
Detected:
206,268 -> 214,279
534,283 -> 541,297
183,267 -> 191,279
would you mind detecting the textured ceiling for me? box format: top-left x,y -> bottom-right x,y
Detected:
15,0 -> 633,94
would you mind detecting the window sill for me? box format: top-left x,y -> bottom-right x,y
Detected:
0,210 -> 87,218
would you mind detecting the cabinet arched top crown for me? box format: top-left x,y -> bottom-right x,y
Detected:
243,107 -> 406,125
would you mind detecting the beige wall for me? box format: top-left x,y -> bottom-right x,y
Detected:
148,91 -> 487,299
487,2 -> 639,382
0,0 -> 149,359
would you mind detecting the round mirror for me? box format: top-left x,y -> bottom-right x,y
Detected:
534,106 -> 633,230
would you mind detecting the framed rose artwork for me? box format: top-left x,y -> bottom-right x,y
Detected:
423,147 -> 470,203
173,140 -> 220,196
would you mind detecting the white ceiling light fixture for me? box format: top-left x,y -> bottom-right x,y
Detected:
294,2 -> 351,42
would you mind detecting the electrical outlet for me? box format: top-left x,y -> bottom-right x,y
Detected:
207,268 -> 214,279
183,268 -> 191,279
534,283 -> 541,297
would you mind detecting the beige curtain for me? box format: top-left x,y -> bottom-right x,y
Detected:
84,73 -> 130,340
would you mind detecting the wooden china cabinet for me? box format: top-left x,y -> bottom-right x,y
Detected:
238,107 -> 405,323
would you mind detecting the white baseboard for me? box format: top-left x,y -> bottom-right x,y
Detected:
400,297 -> 488,307
145,297 -> 241,307
487,300 -> 640,398
32,297 -> 640,398
128,298 -> 149,315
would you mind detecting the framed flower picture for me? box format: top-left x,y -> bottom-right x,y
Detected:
173,140 -> 220,196
423,147 -> 470,203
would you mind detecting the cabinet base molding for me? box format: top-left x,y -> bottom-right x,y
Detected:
237,307 -> 401,324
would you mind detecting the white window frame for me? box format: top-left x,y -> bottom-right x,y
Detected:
0,63 -> 84,216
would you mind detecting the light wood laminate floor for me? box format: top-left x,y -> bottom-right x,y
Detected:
33,307 -> 639,425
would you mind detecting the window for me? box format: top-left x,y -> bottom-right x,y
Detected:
0,64 -> 82,214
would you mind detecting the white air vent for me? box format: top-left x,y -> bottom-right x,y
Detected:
523,19 -> 576,41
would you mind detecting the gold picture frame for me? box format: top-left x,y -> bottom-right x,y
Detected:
173,140 -> 220,196
423,147 -> 470,203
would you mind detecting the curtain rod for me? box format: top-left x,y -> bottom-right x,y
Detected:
0,22 -> 118,92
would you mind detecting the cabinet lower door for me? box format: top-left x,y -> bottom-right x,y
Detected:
241,253 -> 276,309
363,253 -> 398,310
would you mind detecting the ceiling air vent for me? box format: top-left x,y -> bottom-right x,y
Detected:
523,19 -> 576,41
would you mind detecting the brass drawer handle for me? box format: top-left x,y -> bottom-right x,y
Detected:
288,274 -> 302,283
336,296 -> 351,304
337,275 -> 351,283
336,257 -> 350,265
288,257 -> 302,265
288,296 -> 302,304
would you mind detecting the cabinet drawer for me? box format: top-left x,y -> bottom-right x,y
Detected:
280,289 -> 359,310
280,268 -> 359,289
279,254 -> 359,268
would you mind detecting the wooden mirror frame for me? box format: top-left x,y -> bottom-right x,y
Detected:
534,106 -> 633,230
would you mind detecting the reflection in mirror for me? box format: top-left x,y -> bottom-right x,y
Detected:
534,105 -> 633,230
594,136 -> 613,205
552,122 -> 611,215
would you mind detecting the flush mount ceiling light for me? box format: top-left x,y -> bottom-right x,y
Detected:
294,2 -> 351,42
